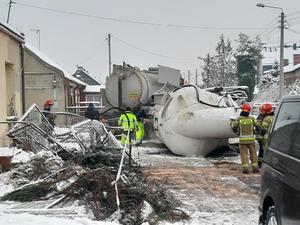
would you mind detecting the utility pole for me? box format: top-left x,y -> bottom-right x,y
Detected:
188,70 -> 191,84
107,33 -> 112,76
7,0 -> 15,23
256,3 -> 285,99
279,11 -> 284,99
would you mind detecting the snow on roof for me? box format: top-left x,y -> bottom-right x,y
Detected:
25,43 -> 86,86
0,20 -> 24,43
284,63 -> 300,73
262,47 -> 300,66
83,85 -> 104,93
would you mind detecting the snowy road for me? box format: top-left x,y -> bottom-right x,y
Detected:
133,141 -> 260,225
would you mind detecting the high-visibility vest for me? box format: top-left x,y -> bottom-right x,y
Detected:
261,115 -> 273,142
238,116 -> 256,143
118,111 -> 138,131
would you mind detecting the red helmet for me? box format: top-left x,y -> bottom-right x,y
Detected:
241,103 -> 251,112
261,103 -> 273,114
44,99 -> 54,107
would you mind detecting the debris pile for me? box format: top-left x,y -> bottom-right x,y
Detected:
0,104 -> 188,225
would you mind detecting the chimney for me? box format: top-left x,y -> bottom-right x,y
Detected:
294,54 -> 300,66
284,59 -> 289,66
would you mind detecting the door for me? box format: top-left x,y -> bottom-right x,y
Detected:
282,118 -> 300,225
267,100 -> 300,224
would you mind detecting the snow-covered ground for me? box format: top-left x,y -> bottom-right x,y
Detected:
133,142 -> 260,225
0,141 -> 260,225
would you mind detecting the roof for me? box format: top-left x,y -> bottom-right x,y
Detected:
25,43 -> 86,86
72,68 -> 104,86
0,21 -> 24,43
84,85 -> 104,93
284,63 -> 300,74
262,47 -> 300,66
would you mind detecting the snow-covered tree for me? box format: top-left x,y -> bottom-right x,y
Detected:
287,79 -> 300,95
201,53 -> 217,88
215,35 -> 237,86
235,34 -> 263,100
201,35 -> 236,88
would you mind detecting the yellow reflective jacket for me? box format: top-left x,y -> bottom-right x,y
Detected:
234,115 -> 256,144
118,111 -> 138,131
261,115 -> 273,142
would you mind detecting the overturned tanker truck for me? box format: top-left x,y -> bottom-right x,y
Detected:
105,63 -> 247,156
153,85 -> 248,156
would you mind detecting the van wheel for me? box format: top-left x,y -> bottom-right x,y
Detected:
265,206 -> 278,225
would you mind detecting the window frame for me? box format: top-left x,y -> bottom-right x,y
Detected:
268,100 -> 300,155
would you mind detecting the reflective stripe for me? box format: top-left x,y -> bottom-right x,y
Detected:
252,163 -> 258,167
240,137 -> 255,141
242,163 -> 249,168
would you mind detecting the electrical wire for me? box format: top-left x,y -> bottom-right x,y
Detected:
112,35 -> 196,61
250,16 -> 279,40
287,28 -> 300,35
260,27 -> 278,40
14,2 -> 273,31
78,39 -> 107,65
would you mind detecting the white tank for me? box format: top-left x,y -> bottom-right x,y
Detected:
153,85 -> 240,156
106,64 -> 164,108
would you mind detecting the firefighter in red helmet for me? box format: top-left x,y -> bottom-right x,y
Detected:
232,103 -> 259,174
260,103 -> 274,149
43,99 -> 55,126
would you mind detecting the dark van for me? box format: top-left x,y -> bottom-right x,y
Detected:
259,95 -> 300,225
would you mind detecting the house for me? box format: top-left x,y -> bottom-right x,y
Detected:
24,44 -> 86,112
72,66 -> 105,104
262,46 -> 300,72
284,64 -> 300,86
73,66 -> 103,86
0,22 -> 25,146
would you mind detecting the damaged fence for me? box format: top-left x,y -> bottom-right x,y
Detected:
0,104 -> 188,224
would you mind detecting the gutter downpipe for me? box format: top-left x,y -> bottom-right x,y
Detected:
20,43 -> 25,114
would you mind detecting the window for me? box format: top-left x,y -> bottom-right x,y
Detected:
86,95 -> 94,101
269,101 -> 300,153
290,122 -> 300,159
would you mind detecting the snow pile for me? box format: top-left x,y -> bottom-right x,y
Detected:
10,150 -> 63,187
0,213 -> 118,225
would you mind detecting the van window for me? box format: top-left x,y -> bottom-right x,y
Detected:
290,121 -> 300,159
269,101 -> 300,153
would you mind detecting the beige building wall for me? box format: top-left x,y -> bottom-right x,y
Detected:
0,31 -> 23,146
24,49 -> 65,112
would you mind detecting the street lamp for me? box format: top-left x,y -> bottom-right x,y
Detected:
30,28 -> 41,50
257,3 -> 285,99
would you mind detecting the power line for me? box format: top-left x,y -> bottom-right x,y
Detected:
287,28 -> 300,35
78,39 -> 107,65
250,16 -> 279,40
112,35 -> 195,61
260,27 -> 278,40
15,2 -> 273,30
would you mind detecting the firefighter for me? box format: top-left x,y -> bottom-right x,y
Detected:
255,106 -> 266,168
43,99 -> 55,127
260,103 -> 274,150
118,107 -> 138,146
232,103 -> 259,174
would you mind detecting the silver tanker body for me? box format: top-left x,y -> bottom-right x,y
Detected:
106,64 -> 166,108
153,85 -> 241,156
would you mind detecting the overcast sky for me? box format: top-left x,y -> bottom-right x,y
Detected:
1,0 -> 300,83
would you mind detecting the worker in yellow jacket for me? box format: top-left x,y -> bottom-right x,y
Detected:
232,103 -> 259,174
118,107 -> 138,146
